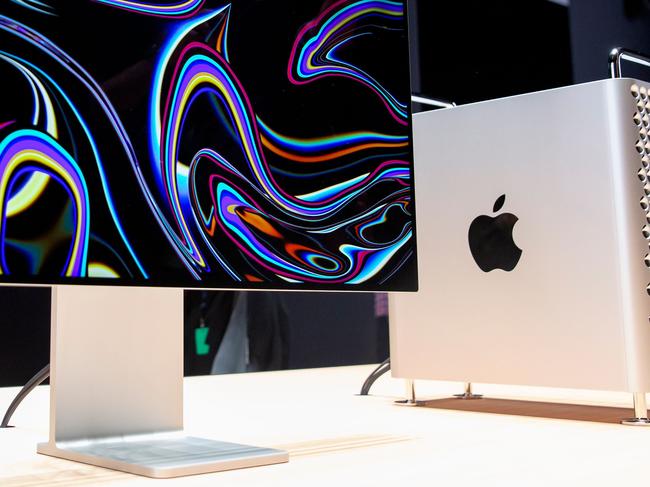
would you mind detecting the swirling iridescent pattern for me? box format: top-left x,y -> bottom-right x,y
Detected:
0,0 -> 415,289
257,118 -> 409,164
288,0 -> 408,125
9,0 -> 55,16
0,130 -> 89,276
93,0 -> 206,18
0,15 -> 150,280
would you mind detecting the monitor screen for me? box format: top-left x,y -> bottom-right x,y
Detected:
0,0 -> 416,290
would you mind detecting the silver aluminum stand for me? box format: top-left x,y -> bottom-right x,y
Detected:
37,285 -> 288,478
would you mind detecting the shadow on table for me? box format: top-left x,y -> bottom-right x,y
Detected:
421,398 -> 634,425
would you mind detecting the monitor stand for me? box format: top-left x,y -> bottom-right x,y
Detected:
37,285 -> 288,478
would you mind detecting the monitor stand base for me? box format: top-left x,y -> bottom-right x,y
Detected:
40,285 -> 288,478
38,433 -> 287,478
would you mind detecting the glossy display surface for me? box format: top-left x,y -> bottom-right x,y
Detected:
0,0 -> 416,290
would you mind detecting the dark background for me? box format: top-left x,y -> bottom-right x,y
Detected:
3,0 -> 650,386
410,0 -> 573,104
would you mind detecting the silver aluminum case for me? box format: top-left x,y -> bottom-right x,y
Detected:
390,78 -> 650,393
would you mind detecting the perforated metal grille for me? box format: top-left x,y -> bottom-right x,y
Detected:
631,83 -> 650,296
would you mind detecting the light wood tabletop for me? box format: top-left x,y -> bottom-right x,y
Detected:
1,365 -> 649,486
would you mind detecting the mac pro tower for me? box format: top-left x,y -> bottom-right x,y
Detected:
391,78 -> 650,422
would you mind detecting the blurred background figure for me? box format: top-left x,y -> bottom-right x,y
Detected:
183,291 -> 386,376
184,291 -> 289,375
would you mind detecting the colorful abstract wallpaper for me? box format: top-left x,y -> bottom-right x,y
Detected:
0,0 -> 416,290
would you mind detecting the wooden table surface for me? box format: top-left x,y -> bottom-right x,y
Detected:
1,365 -> 649,486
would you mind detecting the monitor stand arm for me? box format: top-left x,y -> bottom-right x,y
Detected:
37,285 -> 288,478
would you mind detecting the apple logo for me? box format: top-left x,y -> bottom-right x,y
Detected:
468,194 -> 522,272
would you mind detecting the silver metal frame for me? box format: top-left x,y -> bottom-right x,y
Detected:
37,285 -> 288,478
609,48 -> 650,79
608,49 -> 650,425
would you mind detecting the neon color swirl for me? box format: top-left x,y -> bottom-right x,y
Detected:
161,43 -> 409,216
257,118 -> 408,164
187,148 -> 412,283
0,16 -> 151,278
288,0 -> 408,124
93,0 -> 206,18
153,38 -> 411,280
9,0 -> 54,16
0,0 -> 415,287
0,130 -> 89,276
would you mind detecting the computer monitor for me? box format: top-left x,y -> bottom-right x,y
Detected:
0,0 -> 416,291
0,0 -> 415,477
